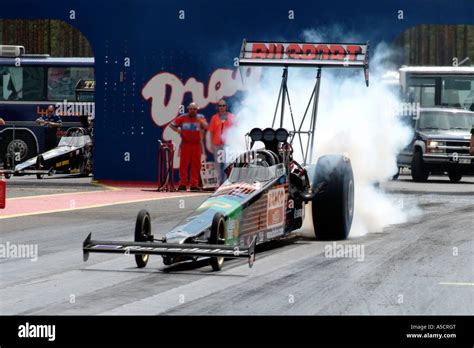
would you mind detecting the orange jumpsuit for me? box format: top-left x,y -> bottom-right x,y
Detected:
171,114 -> 207,187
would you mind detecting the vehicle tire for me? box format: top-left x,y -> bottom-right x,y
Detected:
3,131 -> 38,162
36,155 -> 44,180
448,170 -> 462,183
3,154 -> 12,179
391,167 -> 400,180
411,150 -> 429,182
134,209 -> 152,268
79,156 -> 91,177
210,212 -> 226,271
312,154 -> 354,240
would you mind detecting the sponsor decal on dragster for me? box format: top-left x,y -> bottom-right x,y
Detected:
266,227 -> 285,239
197,196 -> 242,213
266,186 -> 286,229
227,218 -> 239,240
244,42 -> 366,63
212,182 -> 262,199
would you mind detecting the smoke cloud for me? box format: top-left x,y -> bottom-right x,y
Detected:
224,28 -> 416,237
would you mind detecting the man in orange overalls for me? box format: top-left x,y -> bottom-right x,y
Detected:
170,102 -> 208,191
208,99 -> 235,184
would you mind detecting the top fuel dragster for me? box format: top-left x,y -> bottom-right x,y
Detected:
83,39 -> 369,271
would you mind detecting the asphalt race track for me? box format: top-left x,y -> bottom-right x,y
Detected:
1,174 -> 473,315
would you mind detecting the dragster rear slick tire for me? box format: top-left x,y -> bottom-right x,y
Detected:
210,212 -> 226,271
312,154 -> 354,240
134,209 -> 152,268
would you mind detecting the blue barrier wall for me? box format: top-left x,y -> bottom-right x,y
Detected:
2,0 -> 474,181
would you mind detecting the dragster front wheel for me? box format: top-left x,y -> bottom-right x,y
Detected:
210,213 -> 226,271
134,209 -> 152,268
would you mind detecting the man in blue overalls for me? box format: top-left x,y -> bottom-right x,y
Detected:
36,105 -> 62,150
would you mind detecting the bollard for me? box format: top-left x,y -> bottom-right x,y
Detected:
0,173 -> 6,209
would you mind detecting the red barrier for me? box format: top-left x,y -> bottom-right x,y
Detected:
157,140 -> 176,192
0,173 -> 6,209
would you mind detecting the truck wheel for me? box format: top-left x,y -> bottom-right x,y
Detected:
411,150 -> 429,182
134,209 -> 152,268
391,167 -> 400,180
210,212 -> 226,271
448,170 -> 462,183
312,155 -> 354,240
36,155 -> 45,179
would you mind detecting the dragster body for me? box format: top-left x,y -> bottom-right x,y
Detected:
83,38 -> 369,272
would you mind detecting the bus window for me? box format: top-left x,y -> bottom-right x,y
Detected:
47,67 -> 94,101
0,66 -> 45,101
441,77 -> 474,110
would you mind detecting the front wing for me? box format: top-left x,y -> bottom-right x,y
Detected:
83,233 -> 257,268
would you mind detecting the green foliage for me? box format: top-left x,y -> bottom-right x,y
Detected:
394,25 -> 474,66
0,19 -> 93,57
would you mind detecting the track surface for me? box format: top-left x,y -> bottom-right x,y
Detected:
0,174 -> 473,315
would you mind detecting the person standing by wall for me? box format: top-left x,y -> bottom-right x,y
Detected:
208,99 -> 235,184
169,102 -> 208,191
36,105 -> 62,150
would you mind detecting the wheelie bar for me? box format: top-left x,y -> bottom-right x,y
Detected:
82,233 -> 257,268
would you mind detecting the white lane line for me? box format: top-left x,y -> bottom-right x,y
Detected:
439,282 -> 474,286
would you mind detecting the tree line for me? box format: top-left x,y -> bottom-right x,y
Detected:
0,19 -> 93,57
393,25 -> 474,66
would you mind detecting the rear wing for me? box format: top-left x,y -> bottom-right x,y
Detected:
239,40 -> 370,86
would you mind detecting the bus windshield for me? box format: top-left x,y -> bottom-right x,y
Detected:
406,74 -> 474,110
441,76 -> 474,110
418,111 -> 474,131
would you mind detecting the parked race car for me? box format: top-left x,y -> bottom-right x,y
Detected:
83,39 -> 369,271
3,127 -> 93,179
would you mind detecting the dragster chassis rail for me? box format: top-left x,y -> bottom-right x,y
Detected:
83,233 -> 257,268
